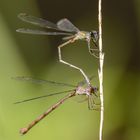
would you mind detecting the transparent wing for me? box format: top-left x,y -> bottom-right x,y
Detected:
57,18 -> 79,32
73,95 -> 88,103
14,89 -> 75,104
16,28 -> 72,35
18,13 -> 60,30
13,76 -> 76,88
78,75 -> 95,86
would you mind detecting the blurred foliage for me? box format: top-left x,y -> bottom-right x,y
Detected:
0,0 -> 140,140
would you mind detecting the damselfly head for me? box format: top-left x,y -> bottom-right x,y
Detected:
93,86 -> 98,93
88,86 -> 98,94
90,30 -> 98,43
91,86 -> 99,97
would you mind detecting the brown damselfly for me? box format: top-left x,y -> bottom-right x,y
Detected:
14,76 -> 99,135
16,13 -> 98,85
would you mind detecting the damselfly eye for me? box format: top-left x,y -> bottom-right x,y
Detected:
90,31 -> 98,42
94,87 -> 98,93
89,86 -> 98,94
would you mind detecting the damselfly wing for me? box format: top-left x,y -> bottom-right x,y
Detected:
17,13 -> 98,86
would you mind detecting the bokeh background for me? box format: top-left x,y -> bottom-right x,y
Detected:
0,0 -> 140,140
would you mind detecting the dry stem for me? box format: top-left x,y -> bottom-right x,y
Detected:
98,0 -> 104,140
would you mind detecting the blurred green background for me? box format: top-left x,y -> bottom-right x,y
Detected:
0,0 -> 140,140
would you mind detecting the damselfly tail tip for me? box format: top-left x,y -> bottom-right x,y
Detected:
20,127 -> 28,135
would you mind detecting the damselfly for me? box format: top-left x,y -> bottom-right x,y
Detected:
16,13 -> 99,85
14,76 -> 99,135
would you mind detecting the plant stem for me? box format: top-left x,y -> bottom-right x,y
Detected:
98,0 -> 104,140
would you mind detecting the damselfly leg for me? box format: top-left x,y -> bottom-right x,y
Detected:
58,39 -> 91,85
88,95 -> 100,110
